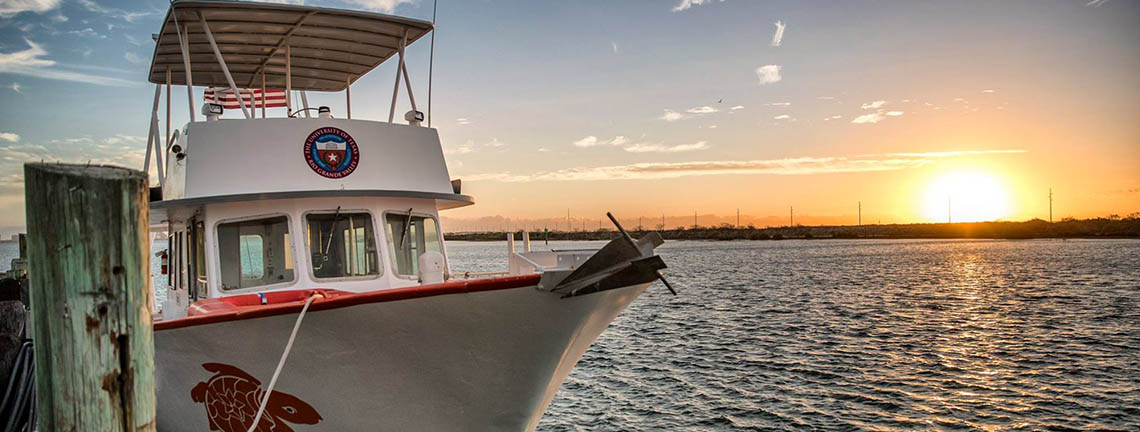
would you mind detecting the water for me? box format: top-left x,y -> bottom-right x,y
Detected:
447,239 -> 1140,431
7,238 -> 1139,429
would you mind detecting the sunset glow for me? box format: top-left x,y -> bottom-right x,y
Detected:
922,172 -> 1011,223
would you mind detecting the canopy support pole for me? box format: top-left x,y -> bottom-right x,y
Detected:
301,91 -> 311,117
199,13 -> 250,119
401,61 -> 417,112
143,84 -> 160,184
174,16 -> 195,122
346,77 -> 351,119
388,30 -> 408,123
165,67 -> 172,148
151,113 -> 166,189
262,72 -> 267,119
285,43 -> 292,114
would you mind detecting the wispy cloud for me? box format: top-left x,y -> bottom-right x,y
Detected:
455,118 -> 471,125
773,114 -> 791,120
730,105 -> 744,111
485,138 -> 507,148
623,141 -> 709,153
463,150 -> 1027,182
0,39 -> 135,87
573,135 -> 630,148
1085,0 -> 1109,7
124,51 -> 147,65
756,65 -> 781,84
771,21 -> 786,47
611,42 -> 619,54
344,0 -> 416,13
686,106 -> 718,114
8,83 -> 20,94
861,100 -> 886,110
0,133 -> 19,143
765,102 -> 791,106
0,0 -> 59,18
672,0 -> 724,12
851,112 -> 885,124
886,111 -> 904,117
77,0 -> 151,22
659,110 -> 684,122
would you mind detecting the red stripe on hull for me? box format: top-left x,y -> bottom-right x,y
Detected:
154,274 -> 543,331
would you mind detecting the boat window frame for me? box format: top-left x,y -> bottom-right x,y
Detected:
381,210 -> 445,280
212,212 -> 299,294
301,208 -> 384,282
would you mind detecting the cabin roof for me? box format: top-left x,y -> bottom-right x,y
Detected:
149,0 -> 434,92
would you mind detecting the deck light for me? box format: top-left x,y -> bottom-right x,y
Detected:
405,110 -> 424,126
202,103 -> 223,121
318,106 -> 332,119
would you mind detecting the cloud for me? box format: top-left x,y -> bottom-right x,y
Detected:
850,113 -> 885,124
573,136 -> 630,148
8,83 -> 20,94
755,65 -> 781,84
443,141 -> 475,155
0,134 -> 153,203
0,39 -> 135,87
66,28 -> 105,39
672,0 -> 724,12
861,100 -> 886,110
485,138 -> 506,147
981,89 -> 996,94
455,118 -> 471,125
611,42 -> 619,54
124,51 -> 147,65
771,21 -> 786,47
659,110 -> 684,122
622,141 -> 709,153
886,111 -> 904,117
76,0 -> 151,22
765,102 -> 791,106
730,105 -> 744,110
823,115 -> 842,121
0,0 -> 59,17
686,106 -> 719,114
343,0 -> 415,13
0,133 -> 19,143
464,149 -> 1028,182
1086,0 -> 1109,6
773,114 -> 791,120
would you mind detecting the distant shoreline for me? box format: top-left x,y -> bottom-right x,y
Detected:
444,218 -> 1140,242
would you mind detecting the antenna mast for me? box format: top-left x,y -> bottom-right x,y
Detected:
427,0 -> 438,127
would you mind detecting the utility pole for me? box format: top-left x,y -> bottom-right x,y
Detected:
948,196 -> 952,224
1049,188 -> 1053,223
790,206 -> 794,227
737,208 -> 740,227
693,211 -> 697,227
566,208 -> 570,231
858,201 -> 861,226
662,214 -> 665,230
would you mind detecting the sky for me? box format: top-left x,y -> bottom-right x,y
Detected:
0,0 -> 1138,235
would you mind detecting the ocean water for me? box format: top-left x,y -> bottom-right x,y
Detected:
447,239 -> 1140,431
7,238 -> 1139,430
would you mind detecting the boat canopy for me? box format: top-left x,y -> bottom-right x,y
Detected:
149,0 -> 434,92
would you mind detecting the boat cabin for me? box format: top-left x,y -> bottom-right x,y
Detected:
144,1 -> 471,318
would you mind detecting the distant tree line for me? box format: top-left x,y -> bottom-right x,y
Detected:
445,215 -> 1140,241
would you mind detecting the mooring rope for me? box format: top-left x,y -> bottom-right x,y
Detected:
246,293 -> 320,432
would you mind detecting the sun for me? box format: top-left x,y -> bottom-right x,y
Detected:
922,171 -> 1011,223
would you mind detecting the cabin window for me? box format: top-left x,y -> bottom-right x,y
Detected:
306,212 -> 380,279
217,216 -> 294,290
385,213 -> 442,277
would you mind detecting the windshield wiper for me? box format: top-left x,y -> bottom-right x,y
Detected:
322,206 -> 342,256
400,207 -> 414,249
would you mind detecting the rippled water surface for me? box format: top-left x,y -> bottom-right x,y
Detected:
448,239 -> 1140,431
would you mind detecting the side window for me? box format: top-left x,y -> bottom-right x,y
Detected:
306,212 -> 380,279
385,213 -> 442,276
217,216 -> 294,290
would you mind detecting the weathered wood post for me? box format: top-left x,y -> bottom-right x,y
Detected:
24,163 -> 156,431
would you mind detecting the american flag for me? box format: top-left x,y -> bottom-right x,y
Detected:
204,87 -> 287,109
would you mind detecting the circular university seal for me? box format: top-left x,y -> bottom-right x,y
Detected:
303,127 -> 359,179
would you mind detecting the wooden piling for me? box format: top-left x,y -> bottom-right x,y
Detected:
24,163 -> 156,431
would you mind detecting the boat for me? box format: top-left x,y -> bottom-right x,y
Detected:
143,1 -> 671,430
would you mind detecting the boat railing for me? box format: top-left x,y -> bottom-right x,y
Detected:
506,232 -> 594,275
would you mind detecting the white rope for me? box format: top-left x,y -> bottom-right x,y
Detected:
247,293 -> 320,432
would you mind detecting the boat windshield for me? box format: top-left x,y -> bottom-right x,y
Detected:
217,216 -> 294,290
306,212 -> 381,279
385,213 -> 442,277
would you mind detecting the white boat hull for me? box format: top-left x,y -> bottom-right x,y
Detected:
154,281 -> 648,431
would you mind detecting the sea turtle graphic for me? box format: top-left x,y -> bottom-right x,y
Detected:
191,363 -> 322,432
